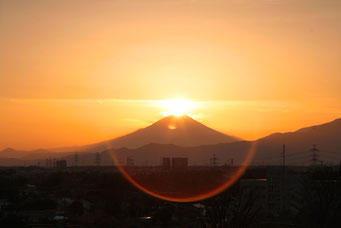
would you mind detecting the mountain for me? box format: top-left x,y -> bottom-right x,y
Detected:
94,118 -> 341,167
0,147 -> 56,159
1,117 -> 341,166
253,118 -> 341,165
49,115 -> 240,153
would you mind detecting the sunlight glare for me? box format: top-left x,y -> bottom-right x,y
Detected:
160,99 -> 193,116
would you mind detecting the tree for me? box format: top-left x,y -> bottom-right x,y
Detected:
203,184 -> 263,228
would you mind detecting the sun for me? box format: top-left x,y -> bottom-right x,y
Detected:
160,99 -> 193,116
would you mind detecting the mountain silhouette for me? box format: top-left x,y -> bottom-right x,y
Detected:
1,117 -> 341,166
252,118 -> 341,165
49,115 -> 240,153
0,147 -> 55,159
102,118 -> 341,166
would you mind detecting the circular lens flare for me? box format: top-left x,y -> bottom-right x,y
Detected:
109,141 -> 257,202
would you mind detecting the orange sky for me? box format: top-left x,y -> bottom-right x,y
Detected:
1,0 -> 341,150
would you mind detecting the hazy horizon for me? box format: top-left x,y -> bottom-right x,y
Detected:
0,111 -> 339,151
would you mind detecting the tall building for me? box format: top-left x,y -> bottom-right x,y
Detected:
162,157 -> 171,169
171,157 -> 188,171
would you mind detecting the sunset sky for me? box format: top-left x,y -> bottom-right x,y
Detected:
1,0 -> 341,150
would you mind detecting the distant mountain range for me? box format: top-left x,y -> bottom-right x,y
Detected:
1,116 -> 341,166
254,118 -> 341,165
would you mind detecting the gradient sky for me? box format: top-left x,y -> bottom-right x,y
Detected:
1,0 -> 341,150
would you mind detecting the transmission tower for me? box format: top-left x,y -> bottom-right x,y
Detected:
282,144 -> 286,174
210,154 -> 218,166
95,152 -> 101,166
310,144 -> 319,167
74,152 -> 79,167
126,157 -> 135,166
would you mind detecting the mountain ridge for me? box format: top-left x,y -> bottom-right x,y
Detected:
1,117 -> 341,166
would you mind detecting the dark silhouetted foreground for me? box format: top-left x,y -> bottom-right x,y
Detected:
1,165 -> 341,227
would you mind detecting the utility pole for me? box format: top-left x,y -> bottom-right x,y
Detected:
339,160 -> 341,181
281,144 -> 288,213
282,144 -> 286,171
